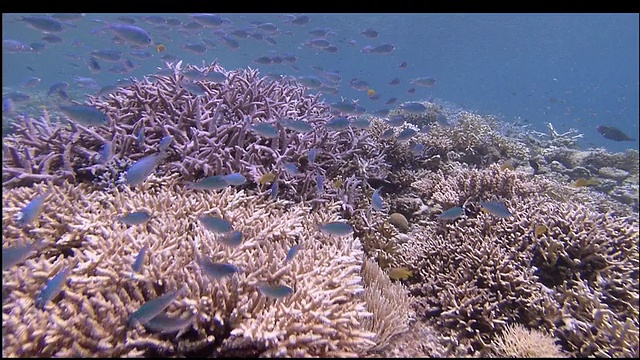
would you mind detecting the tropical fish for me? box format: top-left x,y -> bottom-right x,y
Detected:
283,162 -> 301,175
397,128 -> 417,141
410,77 -> 437,87
572,178 -> 599,188
399,102 -> 427,114
188,176 -> 228,190
270,181 -> 279,200
534,225 -> 549,237
251,123 -> 279,138
198,257 -> 239,279
279,118 -> 314,133
158,135 -> 173,151
2,239 -> 43,270
480,201 -> 513,218
99,22 -> 153,46
318,221 -> 353,236
296,75 -> 323,89
18,194 -> 47,226
387,267 -> 413,280
204,71 -> 227,83
19,15 -> 64,33
398,61 -> 408,69
387,115 -> 406,127
258,172 -> 276,185
380,128 -> 395,139
596,126 -> 634,141
316,174 -> 325,194
308,148 -> 319,163
118,210 -> 151,225
330,101 -> 357,114
325,117 -> 350,131
190,13 -> 223,27
126,152 -> 166,186
371,188 -> 384,211
218,231 -> 243,247
222,173 -> 247,186
285,244 -> 303,263
199,215 -> 233,234
257,283 -> 294,299
144,311 -> 195,334
59,105 -> 108,126
129,287 -> 186,326
132,245 -> 147,273
35,260 -> 77,309
437,206 -> 465,220
360,28 -> 379,38
350,117 -> 371,129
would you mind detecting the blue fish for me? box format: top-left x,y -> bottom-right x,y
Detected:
318,221 -> 353,236
387,115 -> 405,127
129,287 -> 186,326
2,239 -> 43,270
397,128 -> 417,141
126,152 -> 166,186
144,312 -> 195,334
283,162 -> 301,175
270,181 -> 279,200
285,244 -> 302,263
136,128 -> 145,147
308,148 -> 319,163
187,176 -> 228,190
380,128 -> 395,140
18,194 -> 47,226
317,174 -> 325,194
437,206 -> 465,221
98,141 -> 113,164
399,102 -> 427,114
222,173 -> 247,186
251,123 -> 279,138
132,245 -> 147,273
480,201 -> 513,218
158,135 -> 173,151
198,258 -> 239,279
280,118 -> 313,133
325,117 -> 350,131
371,188 -> 384,211
351,117 -> 371,129
102,23 -> 152,46
257,283 -> 294,299
59,105 -> 109,127
218,231 -> 243,247
35,260 -> 77,309
118,210 -> 151,225
199,215 -> 233,233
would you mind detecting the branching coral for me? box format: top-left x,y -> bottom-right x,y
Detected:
491,323 -> 568,358
2,177 -> 388,357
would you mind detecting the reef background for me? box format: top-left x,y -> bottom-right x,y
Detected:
2,62 -> 638,357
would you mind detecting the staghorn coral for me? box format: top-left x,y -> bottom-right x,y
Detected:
490,323 -> 568,358
2,176 -> 393,357
2,61 -> 387,205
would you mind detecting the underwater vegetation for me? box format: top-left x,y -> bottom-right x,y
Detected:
2,60 -> 638,358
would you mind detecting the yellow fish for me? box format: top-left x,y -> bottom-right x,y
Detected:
367,88 -> 376,96
572,178 -> 599,187
534,224 -> 549,237
332,178 -> 343,188
258,172 -> 276,185
500,161 -> 515,171
387,267 -> 413,280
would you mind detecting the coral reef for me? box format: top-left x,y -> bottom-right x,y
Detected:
490,323 -> 567,358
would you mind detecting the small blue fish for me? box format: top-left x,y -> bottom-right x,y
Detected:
317,174 -> 325,194
144,312 -> 195,334
397,128 -> 417,141
318,221 -> 353,236
2,239 -> 43,270
129,287 -> 185,326
270,181 -> 279,200
280,118 -> 314,133
132,245 -> 147,273
126,152 -> 166,186
199,215 -> 233,233
218,231 -> 243,247
18,194 -> 47,226
437,206 -> 465,221
387,115 -> 405,127
251,123 -> 279,138
371,188 -> 384,211
35,260 -> 77,309
198,258 -> 239,279
308,148 -> 319,163
158,135 -> 173,151
257,283 -> 294,299
187,176 -> 228,190
136,128 -> 145,147
399,102 -> 427,114
222,173 -> 247,186
285,244 -> 302,263
101,23 -> 152,46
480,201 -> 513,218
283,162 -> 301,175
204,71 -> 227,83
325,117 -> 350,131
350,117 -> 371,129
98,141 -> 113,164
118,210 -> 151,225
380,128 -> 395,140
411,143 -> 425,155
59,105 -> 109,127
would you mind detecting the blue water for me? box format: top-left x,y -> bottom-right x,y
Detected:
3,13 -> 638,153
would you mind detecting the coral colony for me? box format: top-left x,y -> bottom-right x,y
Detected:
2,61 -> 639,357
